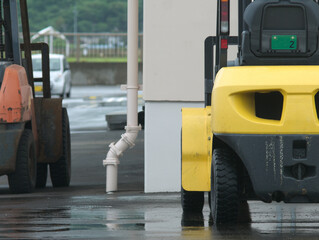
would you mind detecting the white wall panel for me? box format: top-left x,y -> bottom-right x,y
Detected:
143,0 -> 239,192
143,0 -> 215,101
145,101 -> 203,192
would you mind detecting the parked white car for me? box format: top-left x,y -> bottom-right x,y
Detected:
32,54 -> 72,98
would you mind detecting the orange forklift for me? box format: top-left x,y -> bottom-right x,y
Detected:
0,0 -> 71,193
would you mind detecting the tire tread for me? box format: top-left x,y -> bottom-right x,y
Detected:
211,148 -> 239,224
50,108 -> 71,187
181,188 -> 204,212
8,129 -> 36,194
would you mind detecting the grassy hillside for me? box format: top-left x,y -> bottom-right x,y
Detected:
27,0 -> 143,33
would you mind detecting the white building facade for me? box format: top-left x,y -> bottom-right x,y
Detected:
143,0 -> 238,192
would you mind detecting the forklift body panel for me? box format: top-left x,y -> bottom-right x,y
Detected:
34,98 -> 62,163
0,65 -> 32,123
181,107 -> 212,192
212,66 -> 319,134
217,133 -> 319,203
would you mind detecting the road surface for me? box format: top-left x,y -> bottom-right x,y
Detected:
0,86 -> 318,239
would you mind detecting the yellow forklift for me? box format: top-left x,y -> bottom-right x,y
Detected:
0,0 -> 71,193
181,0 -> 319,225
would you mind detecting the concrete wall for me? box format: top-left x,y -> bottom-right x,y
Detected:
144,0 -> 215,193
144,0 -> 214,102
144,0 -> 239,192
145,101 -> 203,192
143,0 -> 238,102
70,62 -> 143,86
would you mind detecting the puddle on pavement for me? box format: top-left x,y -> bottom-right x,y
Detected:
1,196 -> 319,239
105,223 -> 145,231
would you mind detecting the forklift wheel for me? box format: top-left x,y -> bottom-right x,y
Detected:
181,187 -> 204,213
35,163 -> 47,188
50,108 -> 71,187
8,129 -> 37,194
210,148 -> 239,225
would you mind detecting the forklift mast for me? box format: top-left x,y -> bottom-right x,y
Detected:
0,0 -> 50,98
205,0 -> 319,107
2,0 -> 21,65
205,0 -> 244,106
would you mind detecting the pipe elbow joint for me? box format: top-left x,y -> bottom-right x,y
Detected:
103,125 -> 141,167
122,125 -> 141,149
103,143 -> 121,166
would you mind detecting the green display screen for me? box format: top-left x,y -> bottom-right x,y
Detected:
271,35 -> 297,50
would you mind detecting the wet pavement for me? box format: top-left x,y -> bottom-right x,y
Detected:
2,188 -> 319,239
0,86 -> 319,239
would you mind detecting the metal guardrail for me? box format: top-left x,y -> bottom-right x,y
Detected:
29,33 -> 143,62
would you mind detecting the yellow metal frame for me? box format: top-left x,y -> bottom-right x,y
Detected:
181,107 -> 212,191
213,66 -> 319,134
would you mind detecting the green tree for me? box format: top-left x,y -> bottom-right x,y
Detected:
27,0 -> 143,33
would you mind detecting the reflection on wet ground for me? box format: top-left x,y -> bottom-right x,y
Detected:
0,191 -> 319,239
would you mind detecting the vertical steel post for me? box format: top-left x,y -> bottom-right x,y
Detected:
204,37 -> 214,107
8,0 -> 20,65
20,0 -> 34,94
76,36 -> 80,62
49,34 -> 53,53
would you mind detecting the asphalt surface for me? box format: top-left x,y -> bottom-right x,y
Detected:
0,86 -> 319,239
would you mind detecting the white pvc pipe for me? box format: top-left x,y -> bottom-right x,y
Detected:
127,0 -> 139,127
106,164 -> 118,191
103,0 -> 140,193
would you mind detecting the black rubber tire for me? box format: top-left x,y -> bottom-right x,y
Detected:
210,148 -> 239,225
181,211 -> 204,227
35,163 -> 47,188
181,187 -> 204,213
8,129 -> 37,194
50,108 -> 71,187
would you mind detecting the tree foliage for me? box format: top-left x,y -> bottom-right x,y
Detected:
27,0 -> 143,33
